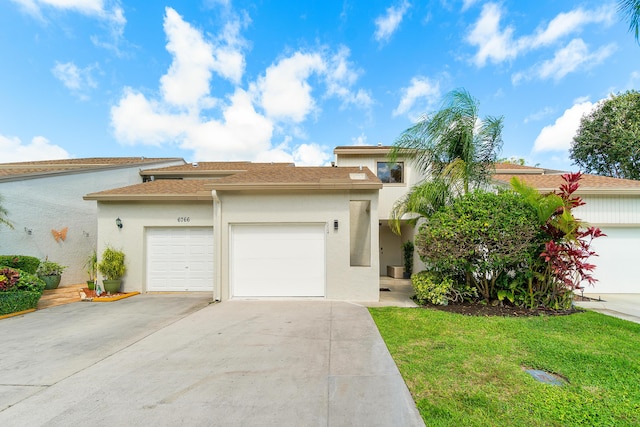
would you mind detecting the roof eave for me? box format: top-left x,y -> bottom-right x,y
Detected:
83,193 -> 213,201
208,182 -> 383,191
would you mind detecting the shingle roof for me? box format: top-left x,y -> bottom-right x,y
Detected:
84,166 -> 382,201
139,161 -> 294,178
84,179 -> 215,201
494,171 -> 640,194
208,166 -> 382,190
0,157 -> 185,181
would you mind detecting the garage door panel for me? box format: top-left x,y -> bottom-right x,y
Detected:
231,224 -> 325,298
147,227 -> 214,292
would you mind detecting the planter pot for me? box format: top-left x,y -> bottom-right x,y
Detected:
39,274 -> 61,290
102,279 -> 122,294
86,280 -> 96,291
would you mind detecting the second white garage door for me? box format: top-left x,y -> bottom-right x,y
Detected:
231,224 -> 326,297
146,227 -> 214,292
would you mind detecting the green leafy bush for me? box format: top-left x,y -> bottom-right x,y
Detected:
98,247 -> 126,280
0,268 -> 45,315
412,271 -> 477,306
416,190 -> 540,303
0,255 -> 40,274
36,259 -> 67,276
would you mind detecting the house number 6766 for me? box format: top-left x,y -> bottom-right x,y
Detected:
177,217 -> 190,223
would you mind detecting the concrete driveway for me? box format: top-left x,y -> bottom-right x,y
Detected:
0,295 -> 424,426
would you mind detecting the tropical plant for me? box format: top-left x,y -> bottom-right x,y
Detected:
402,240 -> 414,277
84,250 -> 98,281
511,173 -> 606,309
570,90 -> 640,180
97,247 -> 126,281
36,259 -> 67,276
619,0 -> 640,43
0,255 -> 40,274
388,88 -> 503,233
411,270 -> 476,306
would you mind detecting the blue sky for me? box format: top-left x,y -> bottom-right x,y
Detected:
1,1 -> 637,169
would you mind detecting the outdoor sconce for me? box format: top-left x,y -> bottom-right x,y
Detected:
333,219 -> 339,230
116,217 -> 123,229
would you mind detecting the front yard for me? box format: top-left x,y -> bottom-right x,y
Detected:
369,307 -> 640,426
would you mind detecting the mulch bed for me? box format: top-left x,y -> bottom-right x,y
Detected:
421,302 -> 580,317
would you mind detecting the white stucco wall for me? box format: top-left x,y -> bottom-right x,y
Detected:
216,190 -> 380,301
334,156 -> 424,220
94,201 -> 214,293
0,161 -> 183,285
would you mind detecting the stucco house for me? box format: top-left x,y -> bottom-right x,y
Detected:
84,162 -> 382,301
333,145 -> 426,276
0,157 -> 185,285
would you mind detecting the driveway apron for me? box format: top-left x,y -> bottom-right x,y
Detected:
0,296 -> 424,426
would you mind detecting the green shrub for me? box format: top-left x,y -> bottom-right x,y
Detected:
0,292 -> 42,315
412,271 -> 477,306
0,255 -> 40,274
36,259 -> 67,276
0,268 -> 45,315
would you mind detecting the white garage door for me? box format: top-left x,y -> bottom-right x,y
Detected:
146,227 -> 214,291
231,224 -> 325,297
589,227 -> 639,294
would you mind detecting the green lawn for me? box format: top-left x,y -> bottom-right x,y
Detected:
369,307 -> 640,426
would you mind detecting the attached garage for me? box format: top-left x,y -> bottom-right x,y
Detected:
230,224 -> 325,297
588,227 -> 639,294
146,227 -> 214,292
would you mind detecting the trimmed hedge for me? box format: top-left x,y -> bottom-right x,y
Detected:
0,268 -> 45,315
0,255 -> 41,274
0,291 -> 42,315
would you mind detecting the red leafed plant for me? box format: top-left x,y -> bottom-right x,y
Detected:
0,267 -> 21,291
537,172 -> 606,307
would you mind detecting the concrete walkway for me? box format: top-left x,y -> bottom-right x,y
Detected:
574,293 -> 640,324
0,294 -> 424,426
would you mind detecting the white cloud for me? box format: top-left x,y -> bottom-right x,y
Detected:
51,61 -> 98,99
0,134 -> 69,162
110,7 -> 369,165
324,47 -> 373,109
532,99 -> 596,153
462,0 -> 480,12
393,76 -> 441,119
374,1 -> 411,44
255,52 -> 325,123
523,106 -> 554,124
467,3 -> 616,68
11,0 -> 104,16
351,133 -> 368,146
467,3 -> 518,66
512,39 -> 616,84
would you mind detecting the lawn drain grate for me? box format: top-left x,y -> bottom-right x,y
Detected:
524,369 -> 567,386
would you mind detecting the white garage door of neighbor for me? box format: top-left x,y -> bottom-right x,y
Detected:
147,227 -> 214,291
589,227 -> 639,293
231,224 -> 326,297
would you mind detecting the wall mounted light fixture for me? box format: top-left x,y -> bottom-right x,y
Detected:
116,218 -> 123,229
24,227 -> 32,235
333,219 -> 339,230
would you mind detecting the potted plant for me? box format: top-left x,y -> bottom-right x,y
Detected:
402,240 -> 414,279
84,250 -> 98,290
36,258 -> 67,290
97,246 -> 126,294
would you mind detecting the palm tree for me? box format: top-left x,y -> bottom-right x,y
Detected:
388,88 -> 503,233
0,195 -> 13,230
619,0 -> 640,43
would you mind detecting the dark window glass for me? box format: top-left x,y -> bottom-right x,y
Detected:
377,162 -> 403,183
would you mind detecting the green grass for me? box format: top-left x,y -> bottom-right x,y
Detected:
369,307 -> 640,426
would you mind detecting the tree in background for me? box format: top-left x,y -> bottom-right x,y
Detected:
570,90 -> 640,180
619,0 -> 640,43
388,88 -> 503,233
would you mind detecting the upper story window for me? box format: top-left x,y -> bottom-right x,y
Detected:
377,162 -> 404,184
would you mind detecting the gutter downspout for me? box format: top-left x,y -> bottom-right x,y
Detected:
212,190 -> 222,302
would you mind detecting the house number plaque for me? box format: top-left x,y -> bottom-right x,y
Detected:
177,217 -> 191,223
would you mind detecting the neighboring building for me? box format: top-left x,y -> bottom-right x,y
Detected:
334,145 -> 426,276
84,162 -> 382,301
494,164 -> 640,294
0,157 -> 185,285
